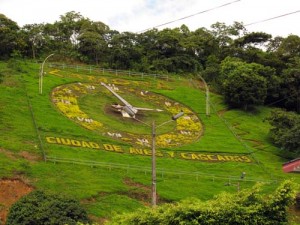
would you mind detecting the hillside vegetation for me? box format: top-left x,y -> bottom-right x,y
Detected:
0,60 -> 299,223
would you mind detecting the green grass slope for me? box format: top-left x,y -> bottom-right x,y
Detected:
0,61 -> 299,222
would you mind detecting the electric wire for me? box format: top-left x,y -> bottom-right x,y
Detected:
245,10 -> 300,26
137,1 -> 300,34
137,0 -> 241,33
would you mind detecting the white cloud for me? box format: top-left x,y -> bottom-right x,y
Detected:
1,0 -> 299,37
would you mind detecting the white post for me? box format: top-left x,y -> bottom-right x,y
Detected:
39,53 -> 54,94
198,74 -> 210,116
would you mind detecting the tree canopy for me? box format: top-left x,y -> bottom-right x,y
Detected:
220,57 -> 268,110
1,11 -> 300,225
0,11 -> 299,113
267,109 -> 300,156
0,14 -> 20,59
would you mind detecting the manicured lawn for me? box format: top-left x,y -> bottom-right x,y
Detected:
0,61 -> 299,221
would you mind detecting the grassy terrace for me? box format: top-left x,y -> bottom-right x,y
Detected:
0,61 -> 299,220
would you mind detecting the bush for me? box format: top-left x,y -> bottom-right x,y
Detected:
220,57 -> 268,110
6,190 -> 90,225
109,180 -> 297,225
296,193 -> 300,209
267,109 -> 300,155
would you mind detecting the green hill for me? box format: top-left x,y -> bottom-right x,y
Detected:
0,61 -> 299,222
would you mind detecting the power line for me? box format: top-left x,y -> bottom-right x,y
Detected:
245,10 -> 300,26
137,0 -> 241,33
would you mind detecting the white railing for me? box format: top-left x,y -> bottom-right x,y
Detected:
45,156 -> 278,184
48,63 -> 170,80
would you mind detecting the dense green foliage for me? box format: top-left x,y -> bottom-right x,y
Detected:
109,180 -> 297,225
296,193 -> 300,209
0,61 -> 299,223
267,109 -> 300,156
6,191 -> 90,225
220,57 -> 269,109
0,11 -> 299,112
279,57 -> 300,112
0,9 -> 300,223
0,14 -> 20,59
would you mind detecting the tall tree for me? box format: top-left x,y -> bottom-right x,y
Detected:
21,23 -> 45,59
277,35 -> 300,59
234,32 -> 272,49
267,109 -> 300,156
136,28 -> 160,72
54,11 -> 87,60
57,11 -> 86,49
279,57 -> 300,112
220,57 -> 267,110
0,14 -> 20,58
147,26 -> 201,73
189,27 -> 218,66
210,21 -> 246,59
231,32 -> 272,65
78,20 -> 110,64
108,31 -> 142,69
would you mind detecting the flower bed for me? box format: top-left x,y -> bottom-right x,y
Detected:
51,79 -> 202,148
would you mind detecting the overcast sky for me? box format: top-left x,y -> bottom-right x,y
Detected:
1,0 -> 299,37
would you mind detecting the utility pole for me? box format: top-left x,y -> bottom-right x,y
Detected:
150,111 -> 184,206
151,120 -> 157,206
136,111 -> 184,207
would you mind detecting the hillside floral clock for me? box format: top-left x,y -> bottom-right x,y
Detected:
51,79 -> 202,148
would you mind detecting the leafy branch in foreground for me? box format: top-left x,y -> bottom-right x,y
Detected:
109,180 -> 297,225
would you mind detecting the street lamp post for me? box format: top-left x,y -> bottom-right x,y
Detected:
145,111 -> 184,207
39,53 -> 54,94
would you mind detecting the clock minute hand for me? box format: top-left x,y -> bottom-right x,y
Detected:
101,82 -> 138,117
101,82 -> 132,107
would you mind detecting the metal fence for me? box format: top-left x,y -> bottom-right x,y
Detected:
46,156 -> 278,184
48,63 -> 170,80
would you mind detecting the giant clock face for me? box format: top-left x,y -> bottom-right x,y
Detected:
51,79 -> 202,148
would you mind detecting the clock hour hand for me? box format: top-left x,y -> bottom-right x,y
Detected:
101,82 -> 162,118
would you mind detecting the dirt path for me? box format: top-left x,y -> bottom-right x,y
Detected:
0,178 -> 33,224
